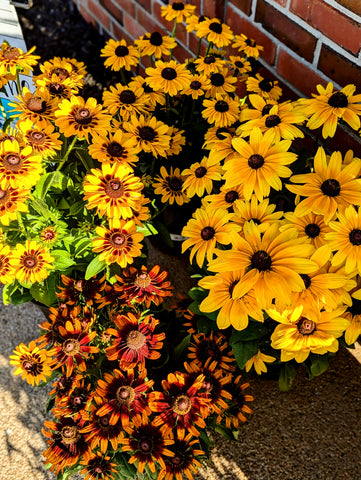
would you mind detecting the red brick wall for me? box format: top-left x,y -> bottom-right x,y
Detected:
73,0 -> 361,98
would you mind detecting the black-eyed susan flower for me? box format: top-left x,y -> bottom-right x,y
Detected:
11,240 -> 54,284
0,244 -> 14,284
36,77 -> 77,106
105,311 -> 165,371
219,375 -> 253,427
208,222 -> 316,309
53,377 -> 92,421
145,60 -> 192,97
92,218 -> 144,268
268,303 -> 349,363
42,416 -> 91,474
224,128 -> 296,201
120,415 -> 174,474
83,162 -> 143,220
188,331 -> 236,372
182,156 -> 223,198
182,73 -> 211,99
79,452 -> 118,480
296,82 -> 361,138
88,129 -> 139,166
19,119 -> 62,158
232,196 -> 283,233
194,55 -> 226,75
9,340 -> 52,386
0,42 -> 39,76
34,57 -> 84,89
0,139 -> 42,189
94,368 -> 153,431
123,114 -> 171,157
130,74 -> 166,108
56,274 -> 105,306
48,371 -> 83,405
206,67 -> 237,98
161,1 -> 196,23
343,288 -> 361,345
149,372 -> 210,437
287,147 -> 361,224
10,87 -> 56,129
102,82 -> 150,119
101,38 -> 140,71
204,184 -> 244,212
281,212 -> 331,249
246,74 -> 282,101
136,31 -> 177,58
39,226 -> 60,245
164,126 -> 186,157
196,17 -> 234,48
227,55 -> 252,78
245,350 -> 276,375
0,185 -> 29,226
114,264 -> 173,308
153,166 -> 189,206
182,205 -> 241,267
48,318 -> 99,377
55,95 -> 111,141
199,271 -> 264,330
233,34 -> 264,59
202,95 -> 241,127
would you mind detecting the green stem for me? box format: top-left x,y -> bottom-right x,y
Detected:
205,41 -> 213,56
15,71 -> 22,96
17,212 -> 27,237
171,19 -> 178,38
151,202 -> 168,221
120,67 -> 127,85
56,135 -> 78,171
149,55 -> 154,68
196,38 -> 202,58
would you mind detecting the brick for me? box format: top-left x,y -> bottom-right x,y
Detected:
255,0 -> 317,63
87,0 -> 111,30
318,44 -> 361,91
335,0 -> 361,16
203,0 -> 226,20
225,4 -> 277,65
290,0 -> 314,21
136,0 -> 152,13
119,0 -> 136,17
229,0 -> 253,16
111,21 -> 134,43
309,0 -> 361,55
273,0 -> 287,5
277,48 -> 327,97
256,64 -> 298,101
153,1 -> 175,32
328,125 -> 361,155
123,11 -> 145,40
78,4 -> 97,27
137,5 -> 168,36
172,42 -> 192,63
100,0 -> 123,25
188,31 -> 207,56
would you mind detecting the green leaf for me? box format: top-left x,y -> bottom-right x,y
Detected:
215,424 -> 238,441
136,222 -> 158,237
188,286 -> 207,303
278,362 -> 297,391
30,197 -> 58,222
74,237 -> 92,257
114,452 -> 138,478
153,220 -> 174,248
69,200 -> 85,216
196,315 -> 217,335
46,396 -> 55,414
174,334 -> 191,362
51,250 -> 76,270
2,282 -> 19,305
229,320 -> 269,342
309,354 -> 330,379
85,256 -> 106,280
230,339 -> 258,370
8,291 -> 33,305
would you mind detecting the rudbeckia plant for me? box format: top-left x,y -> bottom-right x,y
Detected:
2,1 -> 361,479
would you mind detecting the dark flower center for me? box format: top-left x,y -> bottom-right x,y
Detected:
49,83 -> 65,95
107,142 -> 124,157
210,73 -> 225,87
305,223 -> 320,238
74,107 -> 93,124
172,1 -> 185,10
204,55 -> 216,64
161,67 -> 177,80
5,154 -> 21,170
3,47 -> 20,60
22,360 -> 35,372
216,127 -> 230,139
119,89 -> 136,104
62,339 -> 80,356
140,438 -> 153,452
51,67 -> 69,80
347,298 -> 361,316
301,274 -> 311,289
27,97 -> 47,113
265,114 -> 281,127
173,394 -> 192,415
328,91 -> 348,108
100,416 -> 110,427
110,232 -> 126,247
105,179 -> 124,198
259,79 -> 274,92
150,31 -> 163,46
167,176 -> 183,191
29,131 -> 45,144
23,255 -> 37,269
262,104 -> 274,116
116,385 -> 135,405
251,250 -> 272,271
235,60 -> 244,68
73,396 -> 83,406
225,190 -> 239,203
95,466 -> 104,474
61,426 -> 79,445
320,178 -> 340,197
201,226 -> 215,240
250,218 -> 261,225
195,166 -> 207,178
248,154 -> 264,169
135,271 -> 152,288
297,317 -> 316,335
214,100 -> 229,112
190,80 -> 202,90
138,126 -> 156,141
349,229 -> 361,246
115,45 -> 129,57
245,38 -> 255,46
171,454 -> 183,465
126,330 -> 146,350
209,22 -> 222,34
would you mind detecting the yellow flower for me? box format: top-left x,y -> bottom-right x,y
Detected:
0,43 -> 39,76
101,38 -> 139,71
145,60 -> 191,97
20,119 -> 62,158
123,115 -> 171,158
55,95 -> 111,141
102,82 -> 150,119
232,196 -> 283,233
232,34 -> 264,59
245,350 -> 276,375
153,166 -> 189,206
10,87 -> 56,129
164,126 -> 186,157
161,2 -> 196,23
11,240 -> 54,284
202,95 -> 241,127
9,340 -> 52,386
135,32 -> 177,59
182,156 -> 223,198
194,55 -> 227,75
182,73 -> 211,99
204,184 -> 244,212
280,212 -> 331,249
206,67 -> 237,98
246,74 -> 282,101
196,18 -> 234,48
88,130 -> 139,167
0,244 -> 15,284
343,288 -> 361,345
0,185 -> 29,226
